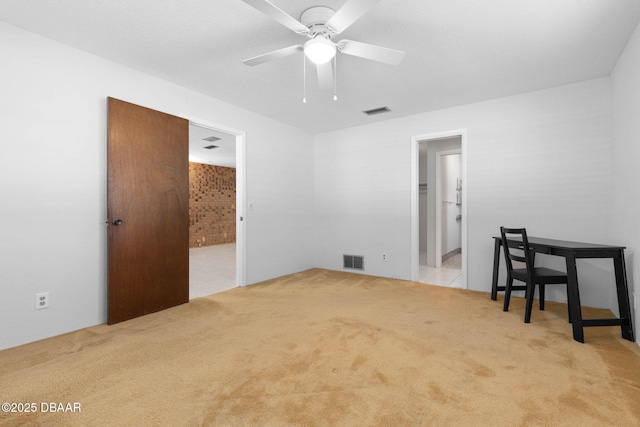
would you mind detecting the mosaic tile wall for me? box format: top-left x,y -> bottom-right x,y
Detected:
189,162 -> 236,248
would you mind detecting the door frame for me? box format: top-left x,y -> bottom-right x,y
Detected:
180,114 -> 247,287
410,129 -> 467,288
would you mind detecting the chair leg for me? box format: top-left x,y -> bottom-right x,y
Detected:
539,284 -> 545,311
503,276 -> 514,312
524,282 -> 535,323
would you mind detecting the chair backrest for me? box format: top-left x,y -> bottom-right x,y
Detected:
500,227 -> 535,274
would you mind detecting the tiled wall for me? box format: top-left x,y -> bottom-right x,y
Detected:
189,162 -> 236,248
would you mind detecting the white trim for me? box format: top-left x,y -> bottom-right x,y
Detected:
179,114 -> 247,287
410,129 -> 467,289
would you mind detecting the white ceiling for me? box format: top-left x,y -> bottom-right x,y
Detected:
2,1 -> 640,133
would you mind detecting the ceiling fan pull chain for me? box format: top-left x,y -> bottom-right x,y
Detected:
333,55 -> 338,101
303,54 -> 307,104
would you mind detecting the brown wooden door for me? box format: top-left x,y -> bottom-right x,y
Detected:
107,97 -> 189,324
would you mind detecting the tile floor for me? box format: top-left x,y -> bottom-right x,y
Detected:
189,243 -> 236,299
418,251 -> 463,288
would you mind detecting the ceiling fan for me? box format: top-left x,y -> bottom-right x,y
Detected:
240,0 -> 406,96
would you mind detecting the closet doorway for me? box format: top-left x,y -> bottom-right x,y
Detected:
411,131 -> 467,289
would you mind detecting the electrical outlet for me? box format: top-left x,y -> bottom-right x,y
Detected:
36,292 -> 49,310
382,253 -> 388,262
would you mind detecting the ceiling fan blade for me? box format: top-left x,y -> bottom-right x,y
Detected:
337,40 -> 405,66
240,0 -> 309,34
243,45 -> 303,66
316,61 -> 334,90
326,0 -> 382,35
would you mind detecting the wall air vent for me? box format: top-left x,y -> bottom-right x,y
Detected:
203,145 -> 219,150
343,254 -> 364,270
202,136 -> 221,142
363,106 -> 391,116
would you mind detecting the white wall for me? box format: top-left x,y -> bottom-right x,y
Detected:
0,22 -> 315,350
315,78 -> 613,308
611,20 -> 640,343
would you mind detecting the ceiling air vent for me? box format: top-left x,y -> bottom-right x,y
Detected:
202,136 -> 221,142
363,106 -> 391,116
203,145 -> 219,150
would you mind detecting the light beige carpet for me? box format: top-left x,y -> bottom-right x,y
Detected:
1,269 -> 639,426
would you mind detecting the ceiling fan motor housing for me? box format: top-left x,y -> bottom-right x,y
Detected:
301,6 -> 336,36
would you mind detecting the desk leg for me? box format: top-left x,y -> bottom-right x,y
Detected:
491,238 -> 501,301
565,253 -> 584,343
614,252 -> 635,342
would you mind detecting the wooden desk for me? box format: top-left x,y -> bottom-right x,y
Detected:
490,236 -> 635,343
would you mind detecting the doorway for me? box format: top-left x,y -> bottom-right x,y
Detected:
107,99 -> 246,324
185,118 -> 246,297
410,130 -> 467,288
188,123 -> 238,298
435,150 -> 462,268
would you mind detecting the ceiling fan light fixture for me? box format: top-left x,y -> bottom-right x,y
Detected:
304,37 -> 336,64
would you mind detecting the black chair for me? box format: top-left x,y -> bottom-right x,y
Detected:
500,227 -> 569,323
